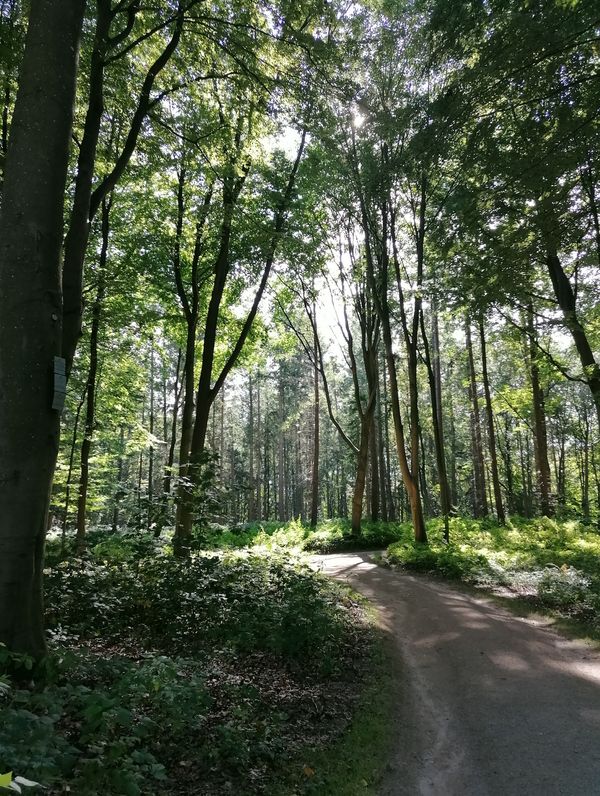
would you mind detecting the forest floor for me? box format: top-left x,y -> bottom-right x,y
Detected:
315,551 -> 600,796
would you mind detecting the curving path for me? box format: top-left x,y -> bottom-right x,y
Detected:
312,552 -> 600,796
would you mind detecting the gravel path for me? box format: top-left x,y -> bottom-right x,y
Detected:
313,551 -> 600,796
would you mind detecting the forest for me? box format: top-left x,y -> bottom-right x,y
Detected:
1,0 -> 600,793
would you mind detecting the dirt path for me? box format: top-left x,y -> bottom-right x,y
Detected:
313,551 -> 600,796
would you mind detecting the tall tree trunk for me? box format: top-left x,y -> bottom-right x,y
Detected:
310,317 -> 320,527
465,317 -> 488,518
75,199 -> 110,552
174,131 -> 306,550
382,356 -> 395,520
147,335 -> 155,532
247,373 -> 256,521
377,375 -> 389,523
370,409 -> 380,521
256,376 -> 262,520
62,6 -> 184,372
0,0 -> 85,657
278,367 -> 286,521
525,304 -> 553,516
362,192 -> 426,542
351,417 -> 372,534
421,307 -> 451,540
478,315 -> 505,523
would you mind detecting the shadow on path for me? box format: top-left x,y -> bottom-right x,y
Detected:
312,552 -> 600,796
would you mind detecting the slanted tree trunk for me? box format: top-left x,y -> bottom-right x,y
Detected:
0,0 -> 85,657
545,242 -> 600,428
174,131 -> 306,551
62,5 -> 185,372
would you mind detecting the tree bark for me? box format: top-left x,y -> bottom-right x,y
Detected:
0,0 -> 85,657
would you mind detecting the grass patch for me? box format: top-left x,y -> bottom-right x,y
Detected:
192,517 -> 404,554
386,516 -> 600,636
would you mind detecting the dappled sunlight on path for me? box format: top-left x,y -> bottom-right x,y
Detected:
312,552 -> 600,796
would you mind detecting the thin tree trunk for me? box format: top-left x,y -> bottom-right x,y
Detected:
525,304 -> 553,516
465,317 -> 488,518
75,210 -> 108,552
147,335 -> 155,532
247,373 -> 256,521
112,424 -> 125,533
478,315 -> 505,523
163,348 -> 183,495
310,316 -> 320,527
278,367 -> 286,521
61,385 -> 88,557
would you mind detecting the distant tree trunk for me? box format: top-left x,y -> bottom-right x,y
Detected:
377,377 -> 389,522
447,363 -> 459,509
351,417 -> 372,534
62,386 -> 88,556
310,315 -> 320,526
278,367 -> 286,521
421,307 -> 451,540
382,356 -> 395,520
525,304 -> 553,516
370,413 -> 380,521
256,377 -> 262,520
478,316 -> 505,523
501,414 -> 516,515
163,348 -> 183,495
247,373 -> 256,522
0,0 -> 85,657
76,196 -> 111,552
465,317 -> 488,518
112,424 -> 125,533
579,406 -> 590,522
591,442 -> 600,531
147,336 -> 155,532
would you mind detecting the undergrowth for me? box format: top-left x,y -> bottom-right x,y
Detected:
1,543 -> 376,795
386,516 -> 600,633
